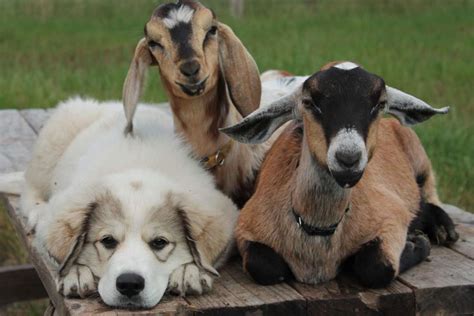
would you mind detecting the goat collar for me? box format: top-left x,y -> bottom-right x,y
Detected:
201,139 -> 234,170
292,203 -> 350,236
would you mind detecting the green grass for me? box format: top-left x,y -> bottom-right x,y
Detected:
0,0 -> 472,206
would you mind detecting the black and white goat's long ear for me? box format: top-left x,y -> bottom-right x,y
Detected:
218,22 -> 261,117
385,86 -> 449,126
122,38 -> 158,134
46,202 -> 97,277
220,88 -> 300,144
172,191 -> 238,277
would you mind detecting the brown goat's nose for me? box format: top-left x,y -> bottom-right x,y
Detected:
336,151 -> 361,168
180,60 -> 200,77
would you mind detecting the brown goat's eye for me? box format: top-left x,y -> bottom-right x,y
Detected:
208,26 -> 217,36
149,237 -> 169,251
148,40 -> 163,50
100,235 -> 118,249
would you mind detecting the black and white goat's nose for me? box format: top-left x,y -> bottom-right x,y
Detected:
116,273 -> 145,297
179,60 -> 200,77
336,151 -> 361,168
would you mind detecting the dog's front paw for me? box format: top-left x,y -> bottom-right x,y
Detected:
168,263 -> 214,296
58,265 -> 97,298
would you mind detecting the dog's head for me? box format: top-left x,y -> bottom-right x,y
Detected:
46,170 -> 233,308
123,0 -> 261,133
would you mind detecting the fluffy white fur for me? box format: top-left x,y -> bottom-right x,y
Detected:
15,97 -> 238,308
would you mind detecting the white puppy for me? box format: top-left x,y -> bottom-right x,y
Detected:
19,98 -> 238,308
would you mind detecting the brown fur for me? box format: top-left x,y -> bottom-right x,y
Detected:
236,118 -> 432,283
122,2 -> 264,204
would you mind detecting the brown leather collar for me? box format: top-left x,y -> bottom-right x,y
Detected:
201,140 -> 234,170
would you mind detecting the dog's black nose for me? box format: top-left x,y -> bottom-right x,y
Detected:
180,60 -> 200,77
116,273 -> 145,297
336,150 -> 361,168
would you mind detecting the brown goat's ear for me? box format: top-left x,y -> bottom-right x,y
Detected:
218,22 -> 261,117
385,86 -> 449,126
46,202 -> 96,277
123,38 -> 157,134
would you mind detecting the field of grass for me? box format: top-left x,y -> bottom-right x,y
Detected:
0,0 -> 472,310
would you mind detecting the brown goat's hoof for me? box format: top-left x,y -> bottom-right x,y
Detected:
409,203 -> 459,246
352,238 -> 396,288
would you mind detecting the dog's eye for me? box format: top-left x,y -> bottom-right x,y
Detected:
148,40 -> 163,50
100,235 -> 118,249
149,237 -> 169,251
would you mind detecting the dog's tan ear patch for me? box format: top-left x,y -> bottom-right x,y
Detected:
218,22 -> 261,118
47,202 -> 97,277
176,208 -> 219,276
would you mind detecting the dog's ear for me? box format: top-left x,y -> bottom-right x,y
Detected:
123,38 -> 158,134
46,202 -> 97,277
172,190 -> 238,277
218,22 -> 261,117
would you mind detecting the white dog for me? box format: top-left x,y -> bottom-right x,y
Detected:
13,98 -> 238,308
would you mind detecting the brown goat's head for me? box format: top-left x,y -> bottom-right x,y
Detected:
221,61 -> 449,188
123,0 -> 261,133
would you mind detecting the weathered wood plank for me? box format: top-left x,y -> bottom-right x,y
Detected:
444,204 -> 474,260
19,109 -> 53,134
185,260 -> 306,315
0,264 -> 47,306
0,110 -> 37,173
398,246 -> 474,315
291,275 -> 414,315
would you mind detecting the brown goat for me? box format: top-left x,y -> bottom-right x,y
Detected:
222,61 -> 459,287
122,0 -> 268,206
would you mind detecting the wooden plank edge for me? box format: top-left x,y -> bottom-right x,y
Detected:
1,194 -> 71,316
0,264 -> 47,306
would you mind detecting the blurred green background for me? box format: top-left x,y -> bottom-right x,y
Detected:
0,0 -> 472,312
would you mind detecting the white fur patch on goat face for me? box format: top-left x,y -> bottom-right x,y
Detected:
327,128 -> 368,174
163,5 -> 195,29
334,62 -> 359,71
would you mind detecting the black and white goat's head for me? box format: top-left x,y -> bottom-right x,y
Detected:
222,61 -> 449,188
123,0 -> 261,133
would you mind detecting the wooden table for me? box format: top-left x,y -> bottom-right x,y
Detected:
1,109 -> 473,315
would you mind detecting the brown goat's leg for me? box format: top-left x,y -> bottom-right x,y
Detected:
351,237 -> 398,288
242,241 -> 294,285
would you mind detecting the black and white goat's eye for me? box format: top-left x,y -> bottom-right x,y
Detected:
302,99 -> 322,114
149,237 -> 169,251
148,40 -> 163,50
371,101 -> 386,115
100,235 -> 118,249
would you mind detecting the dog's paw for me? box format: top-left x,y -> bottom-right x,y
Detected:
168,263 -> 214,296
58,265 -> 96,298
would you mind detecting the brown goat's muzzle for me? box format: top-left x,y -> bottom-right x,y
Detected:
175,75 -> 208,97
